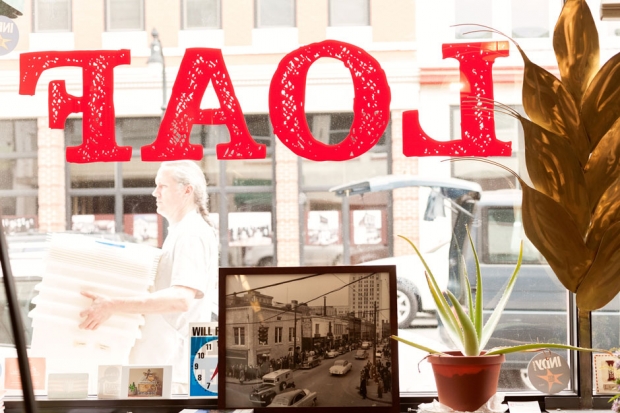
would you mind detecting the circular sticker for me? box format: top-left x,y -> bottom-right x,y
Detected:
192,338 -> 218,395
527,351 -> 571,394
0,15 -> 18,55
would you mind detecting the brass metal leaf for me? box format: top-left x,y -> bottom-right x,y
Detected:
553,0 -> 600,104
586,179 -> 620,251
518,46 -> 590,166
521,117 -> 590,236
521,183 -> 592,293
581,52 -> 620,149
584,117 -> 620,211
577,221 -> 620,311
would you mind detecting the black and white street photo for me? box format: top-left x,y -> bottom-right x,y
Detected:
220,266 -> 397,409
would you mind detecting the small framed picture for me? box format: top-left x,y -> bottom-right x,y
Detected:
219,265 -> 399,413
594,354 -> 620,394
121,365 -> 171,399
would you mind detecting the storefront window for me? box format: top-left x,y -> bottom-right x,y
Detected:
1,0 -> 617,409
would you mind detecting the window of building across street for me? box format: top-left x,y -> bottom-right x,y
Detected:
33,0 -> 71,32
106,0 -> 144,31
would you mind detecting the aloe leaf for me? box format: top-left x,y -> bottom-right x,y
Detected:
447,290 -> 480,356
485,343 -> 610,356
464,270 -> 474,325
467,227 -> 483,342
399,235 -> 464,350
390,335 -> 448,355
479,241 -> 524,349
425,272 -> 465,353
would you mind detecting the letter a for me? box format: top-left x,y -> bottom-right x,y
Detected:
141,48 -> 266,161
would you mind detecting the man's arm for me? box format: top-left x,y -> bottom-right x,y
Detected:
79,285 -> 197,330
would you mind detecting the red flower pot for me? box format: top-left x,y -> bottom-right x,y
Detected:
427,351 -> 505,412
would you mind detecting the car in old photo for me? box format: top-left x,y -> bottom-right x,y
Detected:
329,359 -> 352,376
270,388 -> 317,407
249,383 -> 278,407
354,350 -> 368,360
261,369 -> 295,392
325,349 -> 339,358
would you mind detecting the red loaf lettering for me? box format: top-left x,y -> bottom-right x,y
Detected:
402,41 -> 512,157
269,40 -> 391,161
141,48 -> 266,161
19,50 -> 132,163
18,41 -> 511,163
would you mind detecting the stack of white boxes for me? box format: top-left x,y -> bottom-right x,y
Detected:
28,233 -> 162,392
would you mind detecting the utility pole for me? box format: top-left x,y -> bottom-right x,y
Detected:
373,301 -> 377,365
293,301 -> 297,369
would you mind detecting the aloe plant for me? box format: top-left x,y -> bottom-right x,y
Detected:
392,229 -> 604,357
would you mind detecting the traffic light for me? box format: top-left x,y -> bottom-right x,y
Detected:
258,326 -> 268,343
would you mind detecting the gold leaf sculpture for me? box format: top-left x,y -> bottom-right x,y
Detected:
514,0 -> 620,311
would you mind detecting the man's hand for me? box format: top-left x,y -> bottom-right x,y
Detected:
79,291 -> 114,330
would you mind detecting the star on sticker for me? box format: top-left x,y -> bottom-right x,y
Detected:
0,34 -> 11,50
536,368 -> 565,392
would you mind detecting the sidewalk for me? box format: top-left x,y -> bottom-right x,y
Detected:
357,376 -> 393,404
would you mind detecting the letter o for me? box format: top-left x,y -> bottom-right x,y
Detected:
269,40 -> 391,161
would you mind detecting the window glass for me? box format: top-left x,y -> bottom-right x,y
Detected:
592,294 -> 620,372
511,0 -> 549,38
256,0 -> 295,27
106,0 -> 143,31
301,113 -> 388,188
0,0 -> 601,405
184,0 -> 220,29
329,0 -> 369,26
33,0 -> 71,32
451,106 -> 521,190
454,0 -> 492,39
485,208 -> 546,264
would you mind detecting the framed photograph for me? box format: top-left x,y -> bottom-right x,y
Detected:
120,365 -> 171,399
218,265 -> 399,413
594,354 -> 620,394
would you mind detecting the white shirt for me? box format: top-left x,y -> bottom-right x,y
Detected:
129,210 -> 218,388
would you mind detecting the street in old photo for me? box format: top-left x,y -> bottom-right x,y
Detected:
223,270 -> 394,408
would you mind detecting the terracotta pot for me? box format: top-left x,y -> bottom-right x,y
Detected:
427,351 -> 505,412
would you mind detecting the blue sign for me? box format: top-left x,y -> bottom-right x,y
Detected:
0,15 -> 18,55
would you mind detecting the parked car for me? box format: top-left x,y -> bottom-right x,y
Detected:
332,175 -> 482,329
332,174 -> 620,388
270,389 -> 317,407
249,383 -> 278,407
325,349 -> 339,358
354,350 -> 368,359
329,359 -> 352,376
301,355 -> 321,369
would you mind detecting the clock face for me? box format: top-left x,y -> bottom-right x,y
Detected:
193,339 -> 218,394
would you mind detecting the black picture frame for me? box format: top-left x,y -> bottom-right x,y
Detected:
218,265 -> 399,413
